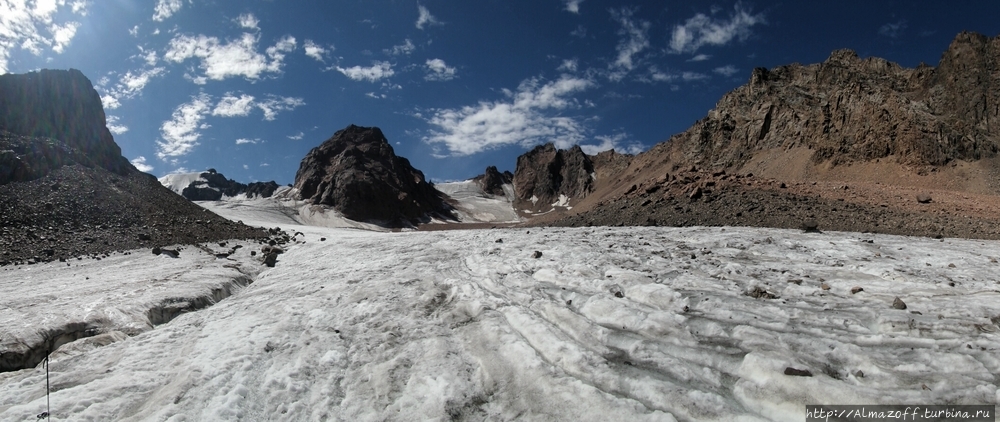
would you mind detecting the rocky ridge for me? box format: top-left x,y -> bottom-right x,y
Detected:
512,144 -> 595,212
175,169 -> 279,201
293,124 -> 454,226
472,166 -> 513,197
0,69 -> 267,265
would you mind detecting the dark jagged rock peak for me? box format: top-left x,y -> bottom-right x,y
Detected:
293,124 -> 454,226
0,69 -> 131,184
181,168 -> 279,201
473,166 -> 513,196
512,143 -> 594,212
662,31 -> 1000,170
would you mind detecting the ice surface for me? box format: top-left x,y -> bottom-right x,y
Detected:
3,206 -> 1000,420
435,180 -> 520,223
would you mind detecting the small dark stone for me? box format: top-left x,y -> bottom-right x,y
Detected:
251,251 -> 257,256
892,297 -> 907,310
855,370 -> 864,378
532,250 -> 542,259
320,237 -> 327,241
609,284 -> 625,298
747,286 -> 779,299
916,194 -> 932,204
801,219 -> 820,232
152,246 -> 161,255
495,239 -> 503,243
851,286 -> 864,294
784,367 -> 812,377
138,233 -> 151,241
263,252 -> 278,267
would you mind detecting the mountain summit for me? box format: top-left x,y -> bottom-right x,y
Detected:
293,125 -> 454,226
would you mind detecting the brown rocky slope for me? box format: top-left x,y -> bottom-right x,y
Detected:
533,32 -> 1000,239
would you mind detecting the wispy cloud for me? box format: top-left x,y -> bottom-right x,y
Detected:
304,39 -> 332,62
287,131 -> 304,140
236,13 -> 259,30
424,58 -> 456,81
687,54 -> 712,62
669,4 -> 765,54
608,8 -> 650,81
421,75 -> 595,156
558,59 -> 578,72
256,95 -> 305,121
385,39 -> 415,56
564,0 -> 584,14
713,65 -> 739,77
130,156 -> 153,173
152,0 -> 185,22
878,20 -> 907,38
157,93 -> 213,160
212,93 -> 256,117
0,0 -> 88,74
106,115 -> 129,135
212,92 -> 304,120
579,132 -> 644,155
99,67 -> 167,109
333,61 -> 395,82
164,32 -> 296,81
235,138 -> 260,145
681,71 -> 709,81
415,5 -> 442,30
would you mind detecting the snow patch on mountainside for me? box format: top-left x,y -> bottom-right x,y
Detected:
436,180 -> 520,223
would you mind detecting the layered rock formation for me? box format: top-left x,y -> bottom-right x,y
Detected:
659,31 -> 1000,171
512,144 -> 594,212
177,169 -> 279,201
472,166 -> 513,197
0,69 -> 130,183
0,69 -> 266,265
293,125 -> 453,225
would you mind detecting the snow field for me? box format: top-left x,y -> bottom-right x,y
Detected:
1,224 -> 999,420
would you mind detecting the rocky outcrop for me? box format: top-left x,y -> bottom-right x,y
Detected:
661,32 -> 1000,170
293,124 -> 453,225
512,143 -> 594,212
178,169 -> 278,200
0,69 -> 267,266
473,166 -> 513,196
0,69 -> 130,184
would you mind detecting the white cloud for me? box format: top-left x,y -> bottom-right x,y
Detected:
681,71 -> 708,81
212,93 -> 255,117
608,8 -> 649,81
644,65 -> 675,83
99,67 -> 167,109
879,20 -> 907,38
424,58 -> 456,81
303,39 -> 331,62
365,92 -> 385,99
422,75 -> 594,156
235,138 -> 259,145
557,59 -> 578,72
259,162 -> 269,167
287,131 -> 304,140
688,54 -> 711,62
669,4 -> 765,54
256,95 -> 305,121
415,5 -> 441,29
164,32 -> 296,81
236,13 -> 259,30
713,65 -> 739,77
579,132 -> 645,155
157,93 -> 212,160
0,0 -> 88,74
570,25 -> 586,38
129,25 -> 139,37
130,156 -> 154,172
142,49 -> 158,66
385,39 -> 415,56
334,61 -> 394,82
106,115 -> 129,135
243,164 -> 249,170
152,0 -> 184,22
564,0 -> 584,13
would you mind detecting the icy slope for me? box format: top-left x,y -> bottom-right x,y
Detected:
423,180 -> 521,223
157,172 -> 207,196
2,224 -> 999,420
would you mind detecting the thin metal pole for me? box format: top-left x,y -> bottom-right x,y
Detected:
45,351 -> 50,421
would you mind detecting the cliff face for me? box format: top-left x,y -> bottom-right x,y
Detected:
662,32 -> 1000,170
512,144 -> 595,212
293,125 -> 453,225
0,69 -> 130,183
179,169 -> 279,201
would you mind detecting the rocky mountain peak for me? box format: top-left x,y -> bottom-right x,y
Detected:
0,69 -> 130,184
512,143 -> 594,212
473,166 -> 513,197
293,124 -> 453,225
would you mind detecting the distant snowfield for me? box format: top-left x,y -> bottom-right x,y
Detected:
2,199 -> 1000,420
434,180 -> 521,224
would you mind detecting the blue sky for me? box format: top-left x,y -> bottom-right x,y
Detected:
2,1 -> 999,184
